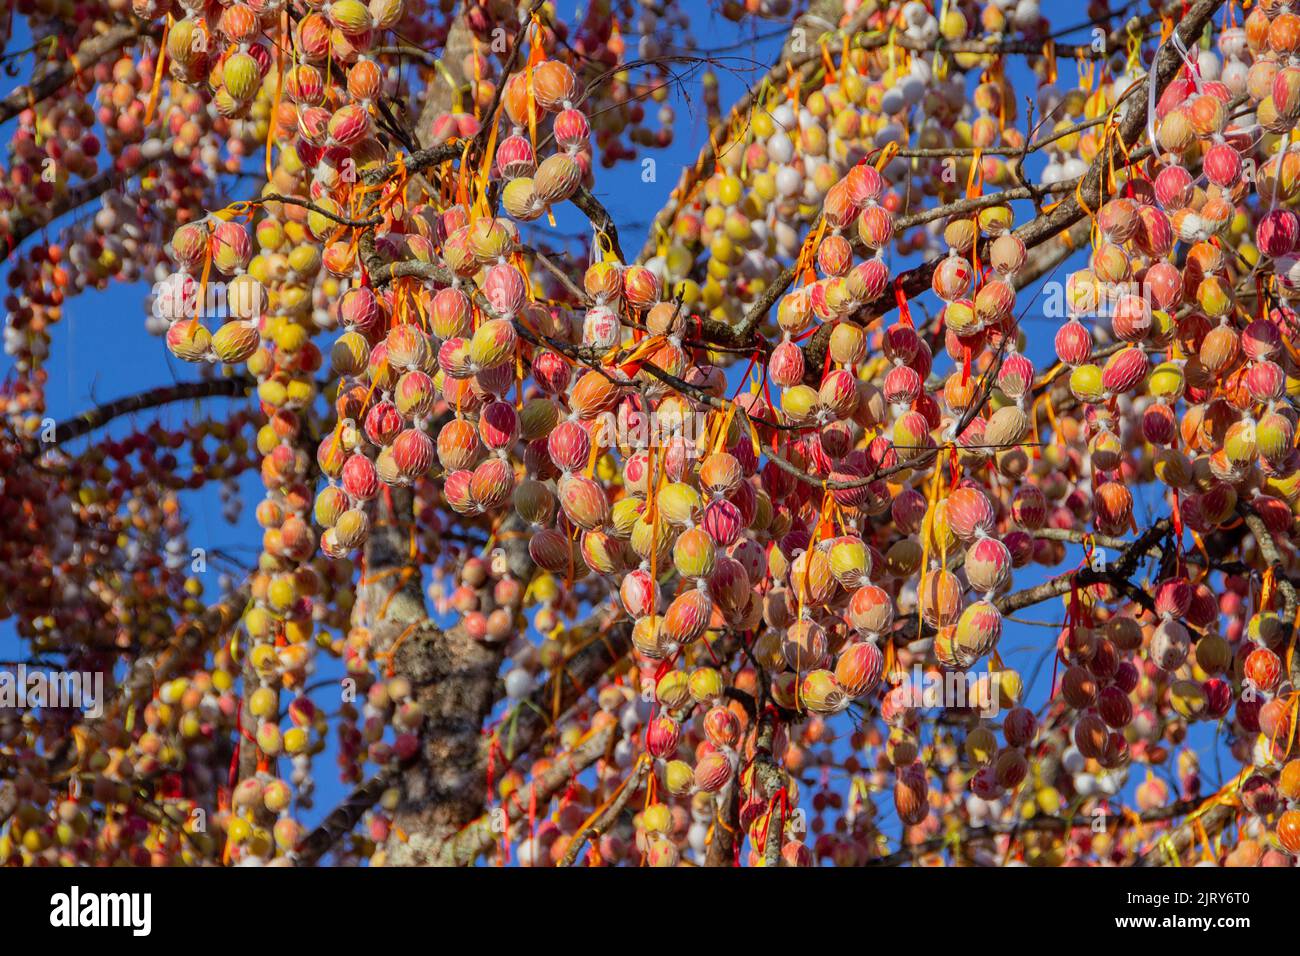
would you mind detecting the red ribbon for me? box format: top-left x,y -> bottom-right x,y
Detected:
894,277 -> 913,328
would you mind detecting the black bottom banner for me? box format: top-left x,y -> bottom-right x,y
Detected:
0,863 -> 1284,944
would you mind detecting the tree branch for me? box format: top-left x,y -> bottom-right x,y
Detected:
295,767 -> 400,866
42,375 -> 254,448
0,23 -> 142,126
446,721 -> 619,866
637,1 -> 871,263
560,751 -> 648,867
6,149 -> 157,257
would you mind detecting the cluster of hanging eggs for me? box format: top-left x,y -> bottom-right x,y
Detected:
1233,6 -> 1300,294
4,43 -> 232,379
888,5 -> 1033,257
311,206 -> 563,556
161,0 -> 400,120
638,665 -> 758,864
748,189 -> 1031,719
929,209 -> 1031,475
1053,37 -> 1300,539
554,0 -> 689,163
238,151 -> 337,691
1053,199 -> 1164,534
521,284 -> 750,625
0,19 -> 161,248
962,692 -> 1038,805
645,33 -> 921,332
494,58 -> 594,223
655,0 -> 1048,313
1035,85 -> 1094,190
913,219 -> 1036,677
224,144 -> 339,811
765,162 -> 896,393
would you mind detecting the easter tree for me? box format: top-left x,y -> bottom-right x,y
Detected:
2,0 -> 1300,869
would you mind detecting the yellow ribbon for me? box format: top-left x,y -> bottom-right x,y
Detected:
144,14 -> 173,127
